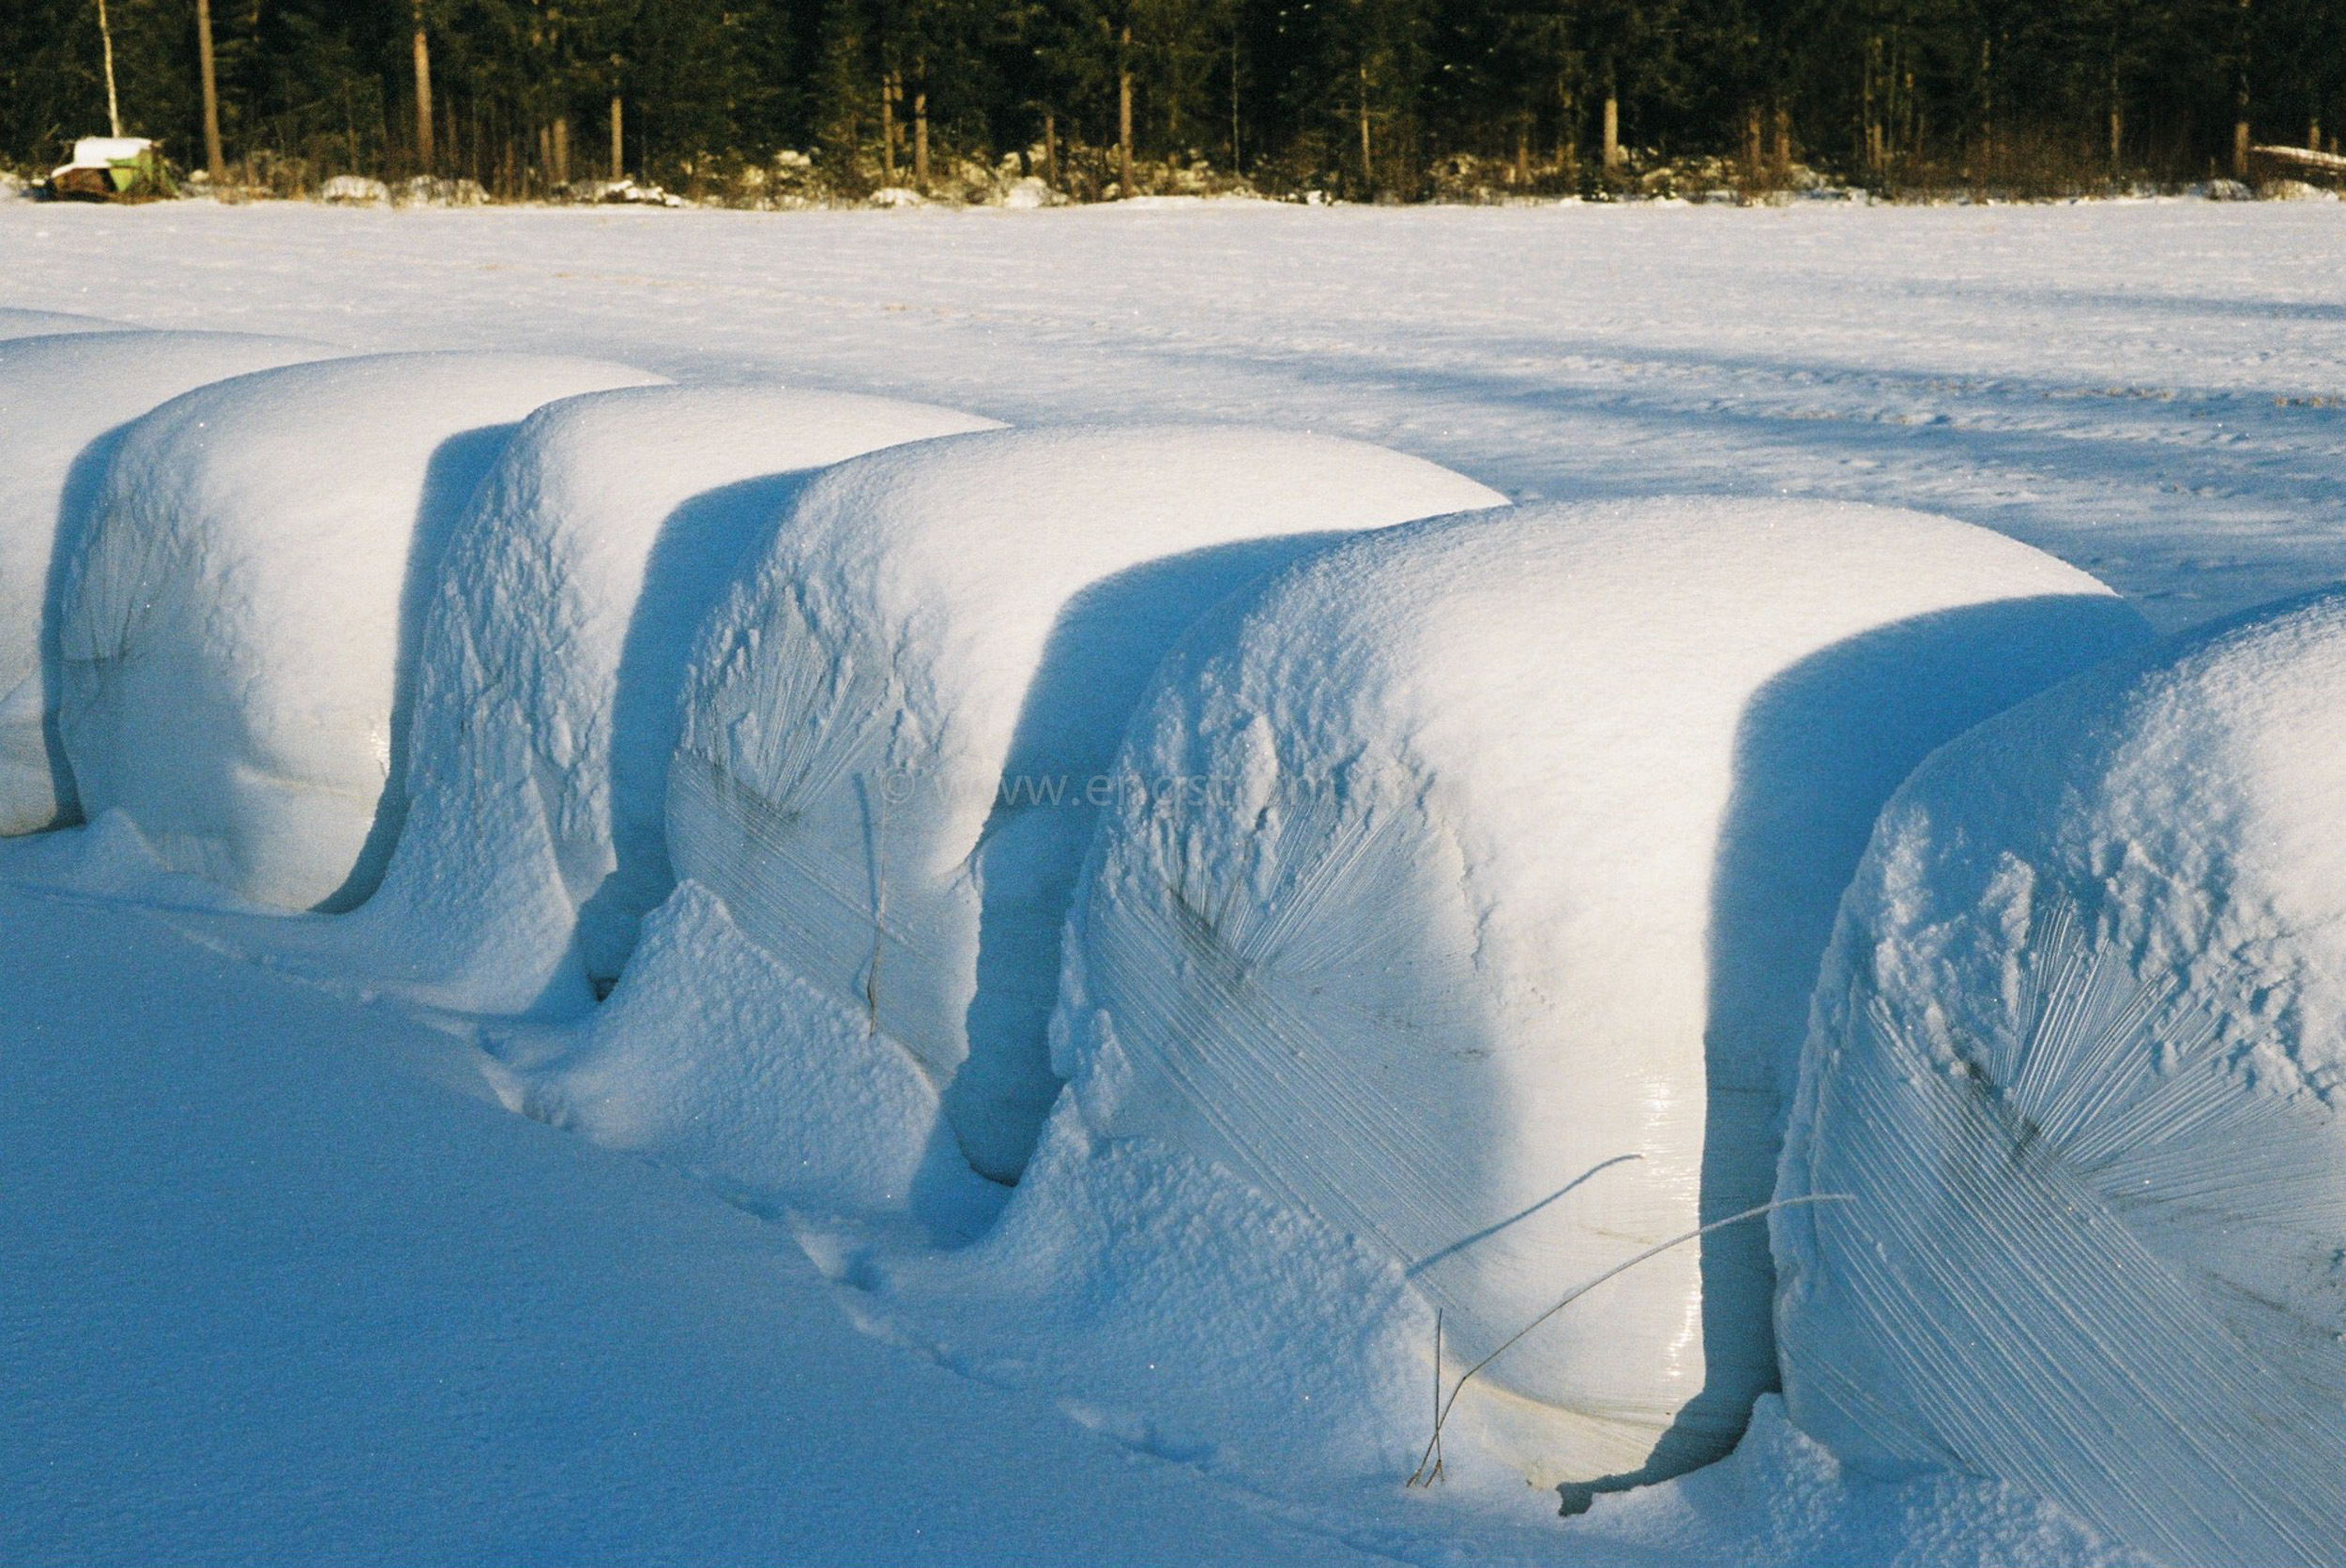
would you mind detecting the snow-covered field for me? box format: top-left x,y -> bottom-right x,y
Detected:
6,195 -> 2342,1566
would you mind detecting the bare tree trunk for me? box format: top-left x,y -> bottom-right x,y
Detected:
2108,54 -> 2122,170
609,91 -> 623,180
553,114 -> 571,188
194,0 -> 227,180
1230,31 -> 1242,173
412,1 -> 434,171
1514,122 -> 1530,187
1744,103 -> 1762,178
1975,35 -> 1993,176
1118,24 -> 1135,196
2311,117 -> 2323,150
1772,102 -> 1791,174
1357,62 -> 1372,190
1558,80 -> 1577,181
1601,71 -> 1622,172
912,83 -> 929,188
536,123 -> 552,192
881,71 -> 897,180
1861,40 -> 1877,173
1043,109 -> 1059,189
2233,0 -> 2252,176
99,0 -> 125,137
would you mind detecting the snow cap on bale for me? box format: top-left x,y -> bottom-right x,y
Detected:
0,329 -> 338,835
1051,499 -> 2152,1496
340,384 -> 1002,1012
534,424 -> 1506,1197
1775,589 -> 2346,1568
57,351 -> 662,909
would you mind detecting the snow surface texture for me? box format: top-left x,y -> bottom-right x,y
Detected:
58,351 -> 661,909
0,876 -> 1419,1568
13,202 -> 2346,635
0,330 -> 338,834
319,384 -> 1000,1012
0,306 -> 129,340
1054,499 -> 2152,1496
1775,589 -> 2346,1568
538,426 -> 1504,1190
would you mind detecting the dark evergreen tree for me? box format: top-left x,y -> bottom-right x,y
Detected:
7,0 -> 2344,197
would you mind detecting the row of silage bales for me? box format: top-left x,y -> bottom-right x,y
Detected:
57,352 -> 663,908
319,384 -> 1005,1013
1044,499 -> 2153,1496
517,426 -> 1507,1204
635,427 -> 1510,1183
8,312 -> 2332,1559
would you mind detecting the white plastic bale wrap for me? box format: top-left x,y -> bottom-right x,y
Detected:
57,351 -> 661,909
660,425 -> 1508,1184
1774,590 -> 2346,1568
1052,499 -> 2153,1493
356,384 -> 1001,1011
0,330 -> 336,833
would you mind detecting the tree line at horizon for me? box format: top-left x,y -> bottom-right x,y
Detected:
4,0 -> 2341,199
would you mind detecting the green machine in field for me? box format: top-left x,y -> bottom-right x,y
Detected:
45,138 -> 178,202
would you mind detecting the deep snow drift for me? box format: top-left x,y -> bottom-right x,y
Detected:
58,351 -> 661,909
0,329 -> 337,833
312,384 -> 1000,1012
1051,499 -> 2151,1495
529,426 -> 1503,1191
1775,588 -> 2346,1568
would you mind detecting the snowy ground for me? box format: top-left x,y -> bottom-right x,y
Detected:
6,195 -> 2338,1565
14,195 -> 2346,633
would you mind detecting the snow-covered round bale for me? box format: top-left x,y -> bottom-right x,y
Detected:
655,426 -> 1507,1183
1775,590 -> 2346,1568
0,329 -> 336,834
355,385 -> 1002,1011
58,351 -> 662,909
1052,500 -> 2153,1495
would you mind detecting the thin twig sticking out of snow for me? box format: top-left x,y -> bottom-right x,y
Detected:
1405,1192 -> 1853,1488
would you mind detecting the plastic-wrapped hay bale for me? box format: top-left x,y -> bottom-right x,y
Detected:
0,329 -> 336,833
599,425 -> 1506,1188
351,385 -> 1001,1011
58,351 -> 661,909
1052,499 -> 2152,1495
1775,590 -> 2346,1568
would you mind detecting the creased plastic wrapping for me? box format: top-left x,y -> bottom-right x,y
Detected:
640,425 -> 1507,1185
1775,589 -> 2346,1568
0,330 -> 335,833
57,351 -> 659,909
1052,499 -> 2152,1492
326,385 -> 1001,1011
